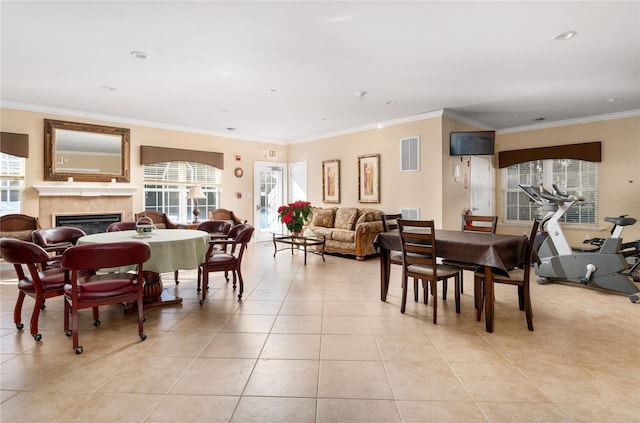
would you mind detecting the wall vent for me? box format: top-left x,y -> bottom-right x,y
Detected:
400,208 -> 420,220
400,136 -> 420,172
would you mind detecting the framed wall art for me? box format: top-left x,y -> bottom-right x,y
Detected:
322,159 -> 340,203
358,154 -> 380,203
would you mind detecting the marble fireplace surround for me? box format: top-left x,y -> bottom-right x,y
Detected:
33,185 -> 137,228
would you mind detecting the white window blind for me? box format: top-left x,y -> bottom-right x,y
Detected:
502,159 -> 598,224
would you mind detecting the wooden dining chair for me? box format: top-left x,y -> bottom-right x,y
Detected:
61,241 -> 151,354
473,219 -> 540,331
0,237 -> 68,341
398,220 -> 461,323
442,214 -> 498,296
195,220 -> 233,290
106,221 -> 136,232
32,226 -> 86,265
199,224 -> 255,304
0,213 -> 41,242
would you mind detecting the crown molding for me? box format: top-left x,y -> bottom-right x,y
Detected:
497,109 -> 640,135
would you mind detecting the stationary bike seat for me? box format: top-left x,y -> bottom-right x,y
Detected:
604,216 -> 637,226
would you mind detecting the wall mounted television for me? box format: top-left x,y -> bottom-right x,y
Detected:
449,131 -> 495,156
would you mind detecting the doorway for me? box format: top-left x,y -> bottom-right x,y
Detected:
253,162 -> 286,242
469,155 -> 494,216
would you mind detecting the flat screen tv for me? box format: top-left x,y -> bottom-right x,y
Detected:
450,131 -> 495,156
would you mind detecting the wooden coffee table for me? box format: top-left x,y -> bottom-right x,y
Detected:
272,233 -> 326,265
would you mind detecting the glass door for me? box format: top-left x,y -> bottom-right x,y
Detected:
253,162 -> 286,242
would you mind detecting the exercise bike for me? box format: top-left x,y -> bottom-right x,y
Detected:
519,184 -> 640,302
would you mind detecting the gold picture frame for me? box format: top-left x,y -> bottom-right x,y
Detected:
322,159 -> 340,203
358,154 -> 380,203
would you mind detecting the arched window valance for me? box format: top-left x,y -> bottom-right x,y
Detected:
498,141 -> 601,168
140,145 -> 224,169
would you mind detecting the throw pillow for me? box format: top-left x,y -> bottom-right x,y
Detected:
334,207 -> 358,230
312,208 -> 336,228
356,212 -> 372,225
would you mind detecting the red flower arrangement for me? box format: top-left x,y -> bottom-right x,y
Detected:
277,200 -> 312,234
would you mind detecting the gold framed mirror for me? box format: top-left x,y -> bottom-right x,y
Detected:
44,119 -> 130,182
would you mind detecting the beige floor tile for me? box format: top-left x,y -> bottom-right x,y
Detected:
261,333 -> 321,359
316,398 -> 401,422
98,355 -> 194,394
231,396 -> 317,422
220,314 -> 276,333
143,330 -> 216,357
243,359 -> 319,397
450,362 -> 550,403
60,392 -> 164,423
557,398 -> 639,423
271,314 -> 323,333
397,400 -> 487,422
201,332 -> 268,358
146,394 -> 239,423
318,360 -> 393,399
375,334 -> 441,362
170,358 -> 256,395
476,401 -> 572,423
280,300 -> 324,315
322,315 -> 373,334
320,334 -> 381,361
286,288 -> 324,301
234,299 -> 283,314
323,300 -> 368,316
386,360 -> 472,401
0,390 -> 87,423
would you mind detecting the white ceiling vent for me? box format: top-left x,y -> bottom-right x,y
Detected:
400,136 -> 420,172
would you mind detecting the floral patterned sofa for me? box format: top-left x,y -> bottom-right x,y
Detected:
303,207 -> 384,260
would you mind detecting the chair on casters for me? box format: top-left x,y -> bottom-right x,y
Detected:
61,241 -> 151,354
442,214 -> 498,296
0,238 -> 68,341
199,224 -> 254,304
474,219 -> 540,331
32,226 -> 86,265
398,219 -> 462,324
106,221 -> 136,232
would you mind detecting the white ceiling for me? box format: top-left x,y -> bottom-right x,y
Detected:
1,1 -> 638,144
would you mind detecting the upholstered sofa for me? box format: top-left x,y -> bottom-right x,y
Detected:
303,207 -> 384,260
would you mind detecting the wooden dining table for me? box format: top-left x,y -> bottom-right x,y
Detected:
374,230 -> 528,332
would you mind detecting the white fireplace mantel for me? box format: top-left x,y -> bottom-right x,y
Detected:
33,184 -> 138,197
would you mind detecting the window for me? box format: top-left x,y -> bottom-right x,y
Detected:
143,161 -> 221,222
0,153 -> 25,216
503,159 -> 598,224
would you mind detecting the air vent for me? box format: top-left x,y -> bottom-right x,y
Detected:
401,136 -> 420,172
400,208 -> 419,220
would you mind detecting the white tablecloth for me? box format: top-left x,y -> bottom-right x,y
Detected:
77,229 -> 209,274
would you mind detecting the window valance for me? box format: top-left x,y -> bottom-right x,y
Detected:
498,141 -> 601,168
140,146 -> 224,169
1,132 -> 29,158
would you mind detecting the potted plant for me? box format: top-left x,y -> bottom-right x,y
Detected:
277,201 -> 312,235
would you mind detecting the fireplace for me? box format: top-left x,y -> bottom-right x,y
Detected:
55,213 -> 122,235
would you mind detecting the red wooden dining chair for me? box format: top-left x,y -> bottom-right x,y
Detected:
61,241 -> 151,354
106,221 -> 136,232
398,220 -> 462,324
473,219 -> 540,331
195,220 -> 233,291
32,227 -> 86,265
0,237 -> 68,341
199,224 -> 254,304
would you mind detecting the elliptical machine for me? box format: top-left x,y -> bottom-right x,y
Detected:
519,184 -> 640,301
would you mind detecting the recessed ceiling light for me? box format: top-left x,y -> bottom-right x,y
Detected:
220,71 -> 232,76
321,117 -> 330,121
603,97 -> 619,103
355,91 -> 367,98
130,50 -> 149,59
226,127 -> 236,131
553,31 -> 577,41
532,117 -> 546,122
377,124 -> 385,129
384,100 -> 396,105
269,88 -> 281,93
102,86 -> 117,92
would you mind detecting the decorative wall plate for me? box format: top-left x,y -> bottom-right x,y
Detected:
234,167 -> 244,178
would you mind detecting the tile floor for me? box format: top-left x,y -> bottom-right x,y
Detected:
1,241 -> 639,422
